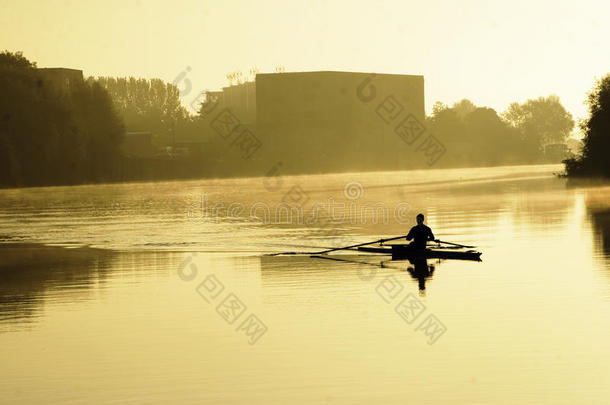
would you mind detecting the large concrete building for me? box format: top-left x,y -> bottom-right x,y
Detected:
206,71 -> 426,174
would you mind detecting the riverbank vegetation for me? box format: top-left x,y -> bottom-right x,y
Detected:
564,75 -> 610,177
426,96 -> 574,167
0,51 -> 124,187
0,50 -> 587,188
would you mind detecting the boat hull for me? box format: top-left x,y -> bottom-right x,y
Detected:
358,244 -> 482,261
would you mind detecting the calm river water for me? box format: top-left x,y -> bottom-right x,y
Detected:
1,164 -> 609,404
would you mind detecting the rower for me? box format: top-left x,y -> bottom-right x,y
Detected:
406,213 -> 436,249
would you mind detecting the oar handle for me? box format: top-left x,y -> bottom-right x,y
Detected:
435,239 -> 475,249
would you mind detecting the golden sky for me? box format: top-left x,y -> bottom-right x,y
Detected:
2,0 -> 609,125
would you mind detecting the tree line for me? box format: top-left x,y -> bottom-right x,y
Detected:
0,51 -> 204,187
92,76 -> 191,146
1,50 -> 606,188
426,96 -> 575,167
564,74 -> 610,177
0,51 -> 124,187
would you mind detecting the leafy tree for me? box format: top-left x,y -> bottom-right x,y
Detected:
0,50 -> 36,69
93,77 -> 188,144
464,107 -> 523,164
564,74 -> 610,176
426,100 -> 533,166
452,99 -> 476,120
503,95 -> 574,150
0,51 -> 124,187
431,101 -> 448,117
71,81 -> 125,181
427,102 -> 463,142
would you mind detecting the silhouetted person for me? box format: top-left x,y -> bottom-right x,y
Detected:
406,213 -> 435,249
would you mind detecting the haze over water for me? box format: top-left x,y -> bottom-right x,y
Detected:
1,164 -> 610,404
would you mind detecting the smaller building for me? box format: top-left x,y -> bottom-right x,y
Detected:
173,141 -> 206,157
202,82 -> 256,125
37,68 -> 83,91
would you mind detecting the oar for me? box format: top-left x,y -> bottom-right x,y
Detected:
267,234 -> 408,256
309,235 -> 407,255
266,246 -> 361,256
434,239 -> 476,249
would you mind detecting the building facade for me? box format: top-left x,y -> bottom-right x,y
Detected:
37,68 -> 83,91
205,71 -> 426,174
256,71 -> 425,173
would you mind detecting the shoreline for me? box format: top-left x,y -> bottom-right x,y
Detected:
0,243 -> 113,269
0,162 -> 563,191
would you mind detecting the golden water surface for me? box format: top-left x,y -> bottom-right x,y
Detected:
1,164 -> 609,404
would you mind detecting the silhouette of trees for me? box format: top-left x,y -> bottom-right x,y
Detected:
452,99 -> 476,120
564,74 -> 610,177
71,81 -> 124,181
0,51 -> 124,187
92,77 -> 189,144
463,107 -> 524,164
503,95 -> 574,152
428,97 -> 575,166
2,50 -> 597,186
428,100 -> 526,166
0,50 -> 35,69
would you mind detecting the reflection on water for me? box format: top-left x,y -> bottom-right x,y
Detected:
0,245 -> 175,330
591,210 -> 610,255
0,245 -> 113,327
1,165 -> 610,404
261,254 -> 441,295
406,257 -> 435,293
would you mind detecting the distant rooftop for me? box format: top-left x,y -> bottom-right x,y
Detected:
256,70 -> 424,78
37,67 -> 83,73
